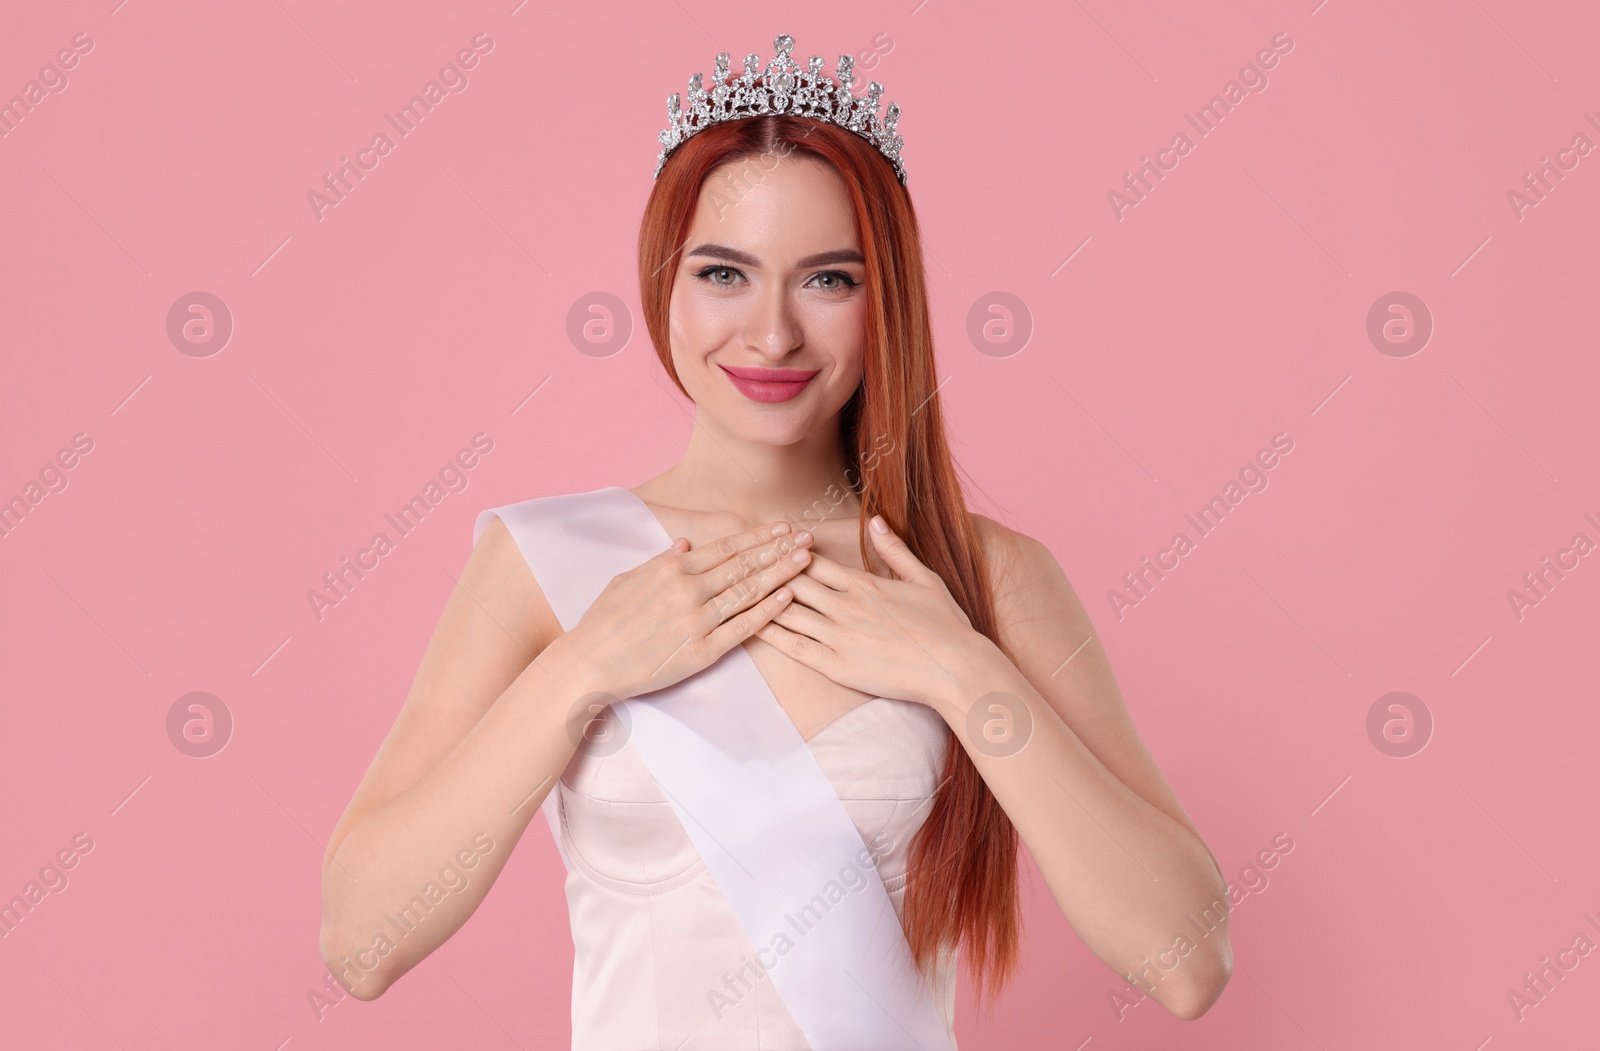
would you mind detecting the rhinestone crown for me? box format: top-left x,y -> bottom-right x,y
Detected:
654,33 -> 907,185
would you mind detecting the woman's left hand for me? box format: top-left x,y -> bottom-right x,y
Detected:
755,515 -> 984,708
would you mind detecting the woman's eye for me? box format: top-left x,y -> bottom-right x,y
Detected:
811,271 -> 860,291
696,266 -> 741,286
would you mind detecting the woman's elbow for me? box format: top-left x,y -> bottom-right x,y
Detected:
1166,941 -> 1233,1021
319,922 -> 395,1002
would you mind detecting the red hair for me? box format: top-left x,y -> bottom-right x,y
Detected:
637,115 -> 1021,1004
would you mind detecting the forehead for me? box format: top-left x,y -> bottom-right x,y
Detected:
685,154 -> 860,259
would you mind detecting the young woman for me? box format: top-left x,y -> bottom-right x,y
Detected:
319,34 -> 1231,1049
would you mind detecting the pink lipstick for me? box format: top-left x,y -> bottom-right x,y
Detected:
718,364 -> 820,403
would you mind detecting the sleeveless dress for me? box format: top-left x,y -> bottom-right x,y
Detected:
489,489 -> 961,1050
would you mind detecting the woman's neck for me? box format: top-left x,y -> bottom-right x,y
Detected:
639,412 -> 863,527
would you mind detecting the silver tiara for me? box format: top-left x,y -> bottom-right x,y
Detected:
654,33 -> 907,185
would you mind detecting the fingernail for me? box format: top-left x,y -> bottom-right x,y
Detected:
795,530 -> 813,545
771,522 -> 791,536
870,515 -> 888,534
791,548 -> 810,564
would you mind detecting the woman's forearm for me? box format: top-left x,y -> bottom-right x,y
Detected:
927,636 -> 1233,1019
318,637 -> 604,999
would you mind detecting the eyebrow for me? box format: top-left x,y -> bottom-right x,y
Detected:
685,243 -> 865,268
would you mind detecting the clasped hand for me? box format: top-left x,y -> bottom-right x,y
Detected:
756,515 -> 981,709
556,513 -> 983,713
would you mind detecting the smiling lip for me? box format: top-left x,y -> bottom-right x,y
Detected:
718,364 -> 820,403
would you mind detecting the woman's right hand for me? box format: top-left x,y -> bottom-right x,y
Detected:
551,520 -> 814,703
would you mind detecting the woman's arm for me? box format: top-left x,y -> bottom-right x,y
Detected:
318,516 -> 601,1000
319,512 -> 810,1000
760,514 -> 1233,1019
944,517 -> 1233,1019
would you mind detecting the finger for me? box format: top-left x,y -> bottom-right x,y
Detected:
792,548 -> 857,591
705,583 -> 795,658
693,530 -> 812,605
784,568 -> 841,614
868,515 -> 932,583
768,599 -> 834,645
680,519 -> 794,576
753,619 -> 837,670
702,528 -> 813,599
652,535 -> 689,560
707,538 -> 813,622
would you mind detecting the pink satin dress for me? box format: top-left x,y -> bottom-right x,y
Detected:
547,690 -> 961,1049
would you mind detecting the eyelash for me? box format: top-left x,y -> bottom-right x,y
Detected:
692,266 -> 860,291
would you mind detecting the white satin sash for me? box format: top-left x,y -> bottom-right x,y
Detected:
474,486 -> 953,1050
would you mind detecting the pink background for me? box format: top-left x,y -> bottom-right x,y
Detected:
2,0 -> 1597,1047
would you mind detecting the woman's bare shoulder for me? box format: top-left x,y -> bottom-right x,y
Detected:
462,513 -> 562,654
967,510 -> 1094,641
970,512 -> 1051,593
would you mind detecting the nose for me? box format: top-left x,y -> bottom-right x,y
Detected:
745,282 -> 802,361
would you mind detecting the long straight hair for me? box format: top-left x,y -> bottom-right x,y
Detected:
636,115 -> 1021,1004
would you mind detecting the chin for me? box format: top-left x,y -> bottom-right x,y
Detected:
721,408 -> 818,446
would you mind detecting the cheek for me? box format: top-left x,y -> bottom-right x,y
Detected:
667,290 -> 716,386
803,300 -> 867,384
669,282 -> 737,353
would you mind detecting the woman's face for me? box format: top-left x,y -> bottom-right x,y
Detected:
667,151 -> 868,446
